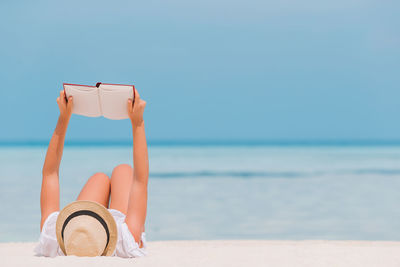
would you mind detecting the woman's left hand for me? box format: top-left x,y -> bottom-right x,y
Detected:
127,89 -> 146,127
57,90 -> 73,121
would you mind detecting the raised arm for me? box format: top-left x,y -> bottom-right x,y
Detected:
40,91 -> 73,230
125,90 -> 149,243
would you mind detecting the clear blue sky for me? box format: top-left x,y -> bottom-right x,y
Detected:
0,0 -> 399,142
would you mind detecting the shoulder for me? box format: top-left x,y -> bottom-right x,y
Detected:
114,223 -> 147,258
42,211 -> 60,234
35,211 -> 63,257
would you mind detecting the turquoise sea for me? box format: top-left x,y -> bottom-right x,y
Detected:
1,144 -> 400,242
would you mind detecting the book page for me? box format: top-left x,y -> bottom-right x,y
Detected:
63,84 -> 101,117
98,84 -> 134,120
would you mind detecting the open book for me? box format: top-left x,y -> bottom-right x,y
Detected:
63,82 -> 135,120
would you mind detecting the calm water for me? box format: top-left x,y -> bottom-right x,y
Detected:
1,145 -> 400,242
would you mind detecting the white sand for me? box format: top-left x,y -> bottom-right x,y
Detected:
1,240 -> 400,267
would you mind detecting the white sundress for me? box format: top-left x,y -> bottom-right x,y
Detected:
34,209 -> 147,258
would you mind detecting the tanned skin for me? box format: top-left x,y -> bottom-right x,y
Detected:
40,89 -> 149,244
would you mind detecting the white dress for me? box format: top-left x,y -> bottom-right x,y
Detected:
34,209 -> 147,258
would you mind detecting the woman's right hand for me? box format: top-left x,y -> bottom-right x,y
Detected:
57,90 -> 73,121
127,89 -> 146,127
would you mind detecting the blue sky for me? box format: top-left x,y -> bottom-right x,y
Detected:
0,0 -> 399,141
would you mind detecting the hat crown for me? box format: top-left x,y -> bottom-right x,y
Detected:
63,214 -> 108,256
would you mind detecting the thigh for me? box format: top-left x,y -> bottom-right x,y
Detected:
77,172 -> 111,208
109,164 -> 133,214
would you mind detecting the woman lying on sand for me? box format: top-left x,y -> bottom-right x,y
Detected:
35,89 -> 148,257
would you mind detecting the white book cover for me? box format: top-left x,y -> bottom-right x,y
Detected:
63,82 -> 135,120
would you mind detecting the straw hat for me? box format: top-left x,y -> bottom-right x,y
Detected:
56,201 -> 117,257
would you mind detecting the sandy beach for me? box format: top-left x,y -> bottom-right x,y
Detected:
2,240 -> 400,267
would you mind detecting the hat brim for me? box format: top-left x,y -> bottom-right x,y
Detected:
56,200 -> 117,256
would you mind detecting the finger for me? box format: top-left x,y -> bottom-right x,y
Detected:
134,89 -> 140,101
60,90 -> 67,105
67,96 -> 73,112
127,99 -> 133,113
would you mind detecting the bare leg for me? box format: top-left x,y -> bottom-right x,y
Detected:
109,164 -> 133,215
77,172 -> 111,208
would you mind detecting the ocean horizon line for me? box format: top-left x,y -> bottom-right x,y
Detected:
2,139 -> 400,147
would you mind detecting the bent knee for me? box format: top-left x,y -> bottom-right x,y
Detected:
111,164 -> 133,184
112,164 -> 132,175
90,172 -> 111,186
